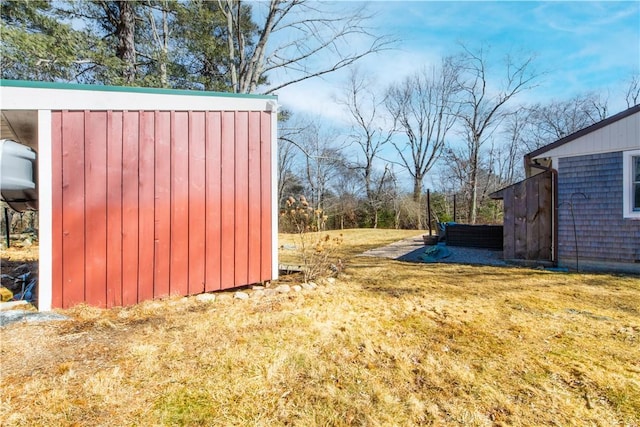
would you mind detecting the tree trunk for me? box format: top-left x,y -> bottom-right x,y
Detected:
160,5 -> 169,87
413,178 -> 423,229
469,142 -> 479,224
470,172 -> 478,224
116,1 -> 136,84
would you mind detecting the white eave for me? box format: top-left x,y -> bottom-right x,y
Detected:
528,105 -> 640,161
0,80 -> 277,112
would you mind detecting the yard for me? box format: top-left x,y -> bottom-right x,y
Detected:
1,229 -> 638,426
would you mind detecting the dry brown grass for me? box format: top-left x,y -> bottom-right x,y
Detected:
1,229 -> 639,426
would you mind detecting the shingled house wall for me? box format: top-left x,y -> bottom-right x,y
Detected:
557,152 -> 640,267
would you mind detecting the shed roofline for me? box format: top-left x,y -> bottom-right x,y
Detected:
1,80 -> 277,112
526,104 -> 640,160
0,79 -> 277,100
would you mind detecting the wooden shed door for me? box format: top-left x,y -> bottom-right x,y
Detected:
51,110 -> 273,309
501,171 -> 553,261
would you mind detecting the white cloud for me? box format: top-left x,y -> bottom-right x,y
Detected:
271,1 -> 639,124
276,78 -> 349,123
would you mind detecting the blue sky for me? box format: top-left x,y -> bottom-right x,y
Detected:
275,1 -> 640,123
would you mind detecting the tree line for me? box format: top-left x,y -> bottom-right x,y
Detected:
279,55 -> 639,230
3,1 -> 639,230
1,0 -> 392,92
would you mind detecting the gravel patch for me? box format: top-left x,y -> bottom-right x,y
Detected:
360,235 -> 425,259
0,310 -> 68,327
398,243 -> 507,266
361,236 -> 507,267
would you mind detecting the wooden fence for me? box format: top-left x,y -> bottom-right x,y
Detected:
491,171 -> 553,261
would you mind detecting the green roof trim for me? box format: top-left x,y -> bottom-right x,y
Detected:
0,79 -> 277,100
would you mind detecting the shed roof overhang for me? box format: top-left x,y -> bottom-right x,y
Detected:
1,79 -> 277,112
1,79 -> 278,151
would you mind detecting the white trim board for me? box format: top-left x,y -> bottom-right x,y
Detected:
37,110 -> 53,311
1,86 -> 276,112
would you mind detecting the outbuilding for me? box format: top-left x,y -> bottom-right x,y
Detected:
0,79 -> 279,310
492,104 -> 640,273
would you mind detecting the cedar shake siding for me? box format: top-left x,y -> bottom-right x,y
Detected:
557,152 -> 640,267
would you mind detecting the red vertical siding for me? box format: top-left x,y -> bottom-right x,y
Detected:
84,111 -> 108,307
61,111 -> 86,307
260,112 -> 273,281
205,112 -> 222,292
234,112 -> 249,287
188,112 -> 206,295
154,111 -> 171,299
121,112 -> 140,306
220,112 -> 236,288
138,111 -> 155,302
247,112 -> 262,284
106,112 -> 123,308
170,111 -> 189,296
51,109 -> 273,308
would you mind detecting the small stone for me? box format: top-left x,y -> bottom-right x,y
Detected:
292,285 -> 302,292
169,297 -> 189,305
306,282 -> 318,289
275,284 -> 291,293
234,291 -> 250,300
0,300 -> 29,311
325,278 -> 336,285
252,285 -> 265,290
195,293 -> 216,303
253,290 -> 266,298
264,289 -> 277,297
301,283 -> 314,290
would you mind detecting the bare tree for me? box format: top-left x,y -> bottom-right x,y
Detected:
338,69 -> 393,228
287,119 -> 345,210
277,111 -> 306,206
452,44 -> 538,223
385,59 -> 459,228
497,108 -> 529,185
324,163 -> 361,230
624,73 -> 640,108
216,0 -> 395,94
526,93 -> 607,148
495,92 -> 608,183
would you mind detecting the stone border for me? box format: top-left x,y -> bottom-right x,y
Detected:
194,278 -> 337,303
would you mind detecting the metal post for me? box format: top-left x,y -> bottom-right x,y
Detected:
453,194 -> 457,223
427,189 -> 432,236
4,207 -> 10,248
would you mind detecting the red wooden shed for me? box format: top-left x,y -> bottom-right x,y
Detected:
0,80 -> 279,310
